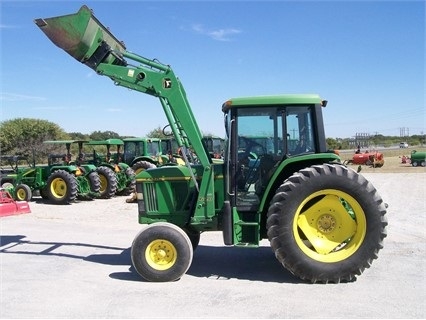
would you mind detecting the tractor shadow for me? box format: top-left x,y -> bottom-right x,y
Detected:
1,235 -> 301,284
108,244 -> 301,284
186,244 -> 300,283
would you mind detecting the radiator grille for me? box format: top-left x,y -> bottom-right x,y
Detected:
145,182 -> 158,212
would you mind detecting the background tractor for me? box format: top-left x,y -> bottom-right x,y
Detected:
44,140 -> 101,200
86,139 -> 136,197
0,155 -> 33,201
36,5 -> 388,283
121,137 -> 166,174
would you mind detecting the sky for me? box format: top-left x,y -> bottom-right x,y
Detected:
0,0 -> 425,139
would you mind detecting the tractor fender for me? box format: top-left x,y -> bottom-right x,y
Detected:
258,153 -> 341,213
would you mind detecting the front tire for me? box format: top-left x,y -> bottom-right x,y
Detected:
131,222 -> 193,282
266,164 -> 387,283
15,184 -> 32,201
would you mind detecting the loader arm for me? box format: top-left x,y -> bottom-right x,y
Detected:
35,5 -> 216,216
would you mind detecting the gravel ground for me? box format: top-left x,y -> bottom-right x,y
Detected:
0,172 -> 425,319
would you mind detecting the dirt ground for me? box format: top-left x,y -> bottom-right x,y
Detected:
340,154 -> 426,173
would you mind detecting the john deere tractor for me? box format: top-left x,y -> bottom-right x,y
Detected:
86,139 -> 136,197
44,140 -> 101,201
36,6 -> 387,282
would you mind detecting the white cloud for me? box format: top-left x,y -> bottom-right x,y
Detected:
106,108 -> 122,112
0,93 -> 46,101
192,24 -> 241,41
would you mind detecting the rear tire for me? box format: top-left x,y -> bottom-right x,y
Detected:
47,170 -> 78,205
266,164 -> 387,283
131,222 -> 193,282
97,166 -> 117,198
116,167 -> 136,196
132,161 -> 156,175
87,171 -> 101,198
15,184 -> 32,201
124,167 -> 136,195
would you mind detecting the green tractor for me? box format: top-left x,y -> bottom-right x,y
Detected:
86,138 -> 136,197
0,146 -> 97,204
44,140 -> 101,201
121,137 -> 168,174
0,155 -> 34,201
36,6 -> 388,283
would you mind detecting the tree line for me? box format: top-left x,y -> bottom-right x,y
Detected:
0,118 -> 168,164
1,118 -> 424,164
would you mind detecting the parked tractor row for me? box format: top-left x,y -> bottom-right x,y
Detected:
0,135 -> 225,204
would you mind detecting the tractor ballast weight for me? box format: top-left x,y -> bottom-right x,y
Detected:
36,6 -> 388,284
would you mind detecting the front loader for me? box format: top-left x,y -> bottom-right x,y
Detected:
35,5 -> 388,283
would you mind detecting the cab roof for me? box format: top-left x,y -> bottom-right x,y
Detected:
222,94 -> 323,112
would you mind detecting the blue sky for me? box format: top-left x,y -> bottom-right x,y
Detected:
1,0 -> 424,139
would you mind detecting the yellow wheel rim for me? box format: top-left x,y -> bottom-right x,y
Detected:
294,189 -> 366,263
99,175 -> 107,193
145,239 -> 177,270
50,177 -> 67,198
16,189 -> 26,200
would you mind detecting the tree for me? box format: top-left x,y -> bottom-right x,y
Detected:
89,130 -> 120,140
68,132 -> 89,140
0,118 -> 69,162
147,126 -> 170,139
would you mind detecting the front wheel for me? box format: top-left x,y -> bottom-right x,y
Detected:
15,184 -> 32,201
131,222 -> 193,282
266,164 -> 387,283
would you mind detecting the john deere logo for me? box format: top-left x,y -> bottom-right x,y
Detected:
163,78 -> 172,89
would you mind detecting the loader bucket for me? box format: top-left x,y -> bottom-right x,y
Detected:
34,5 -> 126,70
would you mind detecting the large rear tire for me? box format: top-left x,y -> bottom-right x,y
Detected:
47,170 -> 78,204
266,164 -> 387,283
132,161 -> 156,176
116,167 -> 136,196
124,167 -> 136,195
97,166 -> 117,198
131,222 -> 193,282
87,171 -> 101,198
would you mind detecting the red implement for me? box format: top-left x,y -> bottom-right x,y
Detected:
0,189 -> 31,217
